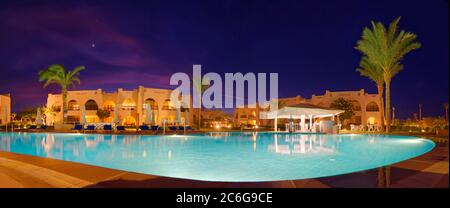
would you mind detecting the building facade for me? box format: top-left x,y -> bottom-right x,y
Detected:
234,95 -> 306,127
0,94 -> 11,125
309,89 -> 381,126
234,89 -> 382,127
46,86 -> 195,126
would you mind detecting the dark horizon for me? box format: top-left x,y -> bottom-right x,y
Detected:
0,0 -> 448,119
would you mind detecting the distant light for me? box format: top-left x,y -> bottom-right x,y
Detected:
215,124 -> 221,129
255,125 -> 259,129
91,43 -> 96,48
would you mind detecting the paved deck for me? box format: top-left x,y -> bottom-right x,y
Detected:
0,142 -> 447,188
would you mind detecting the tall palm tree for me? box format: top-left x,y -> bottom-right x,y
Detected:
192,78 -> 210,129
357,57 -> 386,131
39,64 -> 85,124
444,103 -> 449,123
356,17 -> 421,132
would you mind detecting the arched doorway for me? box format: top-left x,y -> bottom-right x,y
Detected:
367,117 -> 377,125
85,100 -> 99,111
122,116 -> 137,126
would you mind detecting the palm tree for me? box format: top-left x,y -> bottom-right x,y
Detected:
356,17 -> 421,132
357,57 -> 385,131
192,78 -> 210,129
444,103 -> 449,123
39,64 -> 85,124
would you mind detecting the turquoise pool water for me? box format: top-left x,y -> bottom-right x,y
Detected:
0,132 -> 434,182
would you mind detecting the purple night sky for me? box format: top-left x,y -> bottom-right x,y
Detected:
0,0 -> 448,119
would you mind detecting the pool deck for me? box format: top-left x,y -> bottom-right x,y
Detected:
0,135 -> 448,188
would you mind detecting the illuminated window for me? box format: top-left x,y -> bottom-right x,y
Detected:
367,117 -> 376,125
103,100 -> 115,111
52,106 -> 61,112
122,99 -> 136,110
122,116 -> 136,126
162,99 -> 172,110
67,116 -> 79,124
86,115 -> 99,123
68,100 -> 79,111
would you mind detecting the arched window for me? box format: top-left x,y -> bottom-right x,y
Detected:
122,99 -> 136,110
85,100 -> 99,111
143,98 -> 158,110
366,102 -> 379,112
162,99 -> 172,110
103,100 -> 115,111
351,100 -> 362,111
68,100 -> 79,111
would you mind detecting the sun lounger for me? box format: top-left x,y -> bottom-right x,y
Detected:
37,125 -> 48,131
177,126 -> 185,131
72,124 -> 83,131
103,125 -> 113,131
151,125 -> 160,131
186,126 -> 193,131
85,125 -> 96,132
116,126 -> 125,131
139,125 -> 151,132
168,126 -> 177,131
29,125 -> 37,130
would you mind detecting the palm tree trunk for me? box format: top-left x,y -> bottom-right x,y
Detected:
445,104 -> 449,123
377,167 -> 386,188
62,89 -> 68,124
385,80 -> 391,133
377,84 -> 385,131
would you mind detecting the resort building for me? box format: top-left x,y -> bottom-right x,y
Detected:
199,109 -> 233,129
0,94 -> 11,125
46,86 -> 195,126
234,95 -> 306,127
309,89 -> 382,126
234,89 -> 382,127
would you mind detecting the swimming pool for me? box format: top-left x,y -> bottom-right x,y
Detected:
0,132 -> 434,182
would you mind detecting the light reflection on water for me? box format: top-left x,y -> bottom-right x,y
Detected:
0,132 -> 434,182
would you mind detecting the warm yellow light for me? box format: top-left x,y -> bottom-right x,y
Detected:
367,117 -> 376,125
255,125 -> 259,129
215,124 -> 221,129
